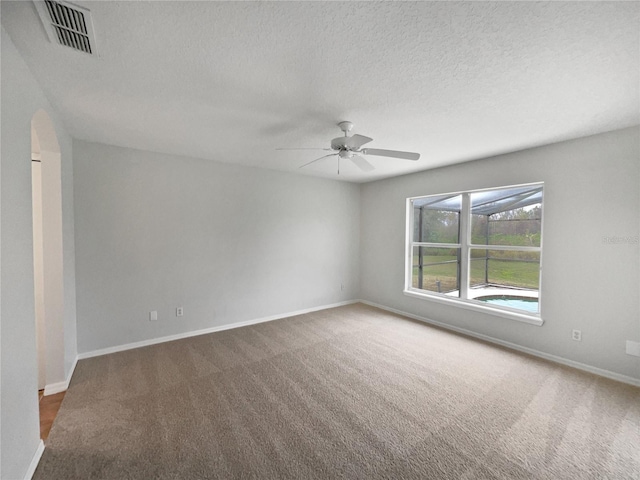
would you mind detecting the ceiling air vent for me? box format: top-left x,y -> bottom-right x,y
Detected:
34,0 -> 97,55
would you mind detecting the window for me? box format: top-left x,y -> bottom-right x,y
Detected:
405,183 -> 543,324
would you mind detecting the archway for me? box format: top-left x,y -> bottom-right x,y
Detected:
31,109 -> 65,406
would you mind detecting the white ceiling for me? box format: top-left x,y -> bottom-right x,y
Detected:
3,1 -> 639,183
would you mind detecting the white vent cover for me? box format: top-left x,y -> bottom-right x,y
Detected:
34,0 -> 97,55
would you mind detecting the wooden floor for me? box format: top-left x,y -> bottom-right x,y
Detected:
39,390 -> 66,441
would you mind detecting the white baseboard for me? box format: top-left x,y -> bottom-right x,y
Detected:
43,381 -> 66,396
43,354 -> 78,395
78,299 -> 359,360
360,299 -> 640,388
24,440 -> 45,480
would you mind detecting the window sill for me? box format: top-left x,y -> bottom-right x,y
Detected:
403,288 -> 544,326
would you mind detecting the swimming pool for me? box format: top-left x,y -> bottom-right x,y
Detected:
476,295 -> 538,313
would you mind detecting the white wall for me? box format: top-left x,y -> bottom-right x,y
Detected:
361,127 -> 640,381
73,140 -> 360,354
32,162 -> 46,390
0,26 -> 78,480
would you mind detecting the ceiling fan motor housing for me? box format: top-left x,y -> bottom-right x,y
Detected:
331,137 -> 351,150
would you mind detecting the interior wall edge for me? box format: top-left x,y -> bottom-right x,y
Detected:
23,440 -> 45,480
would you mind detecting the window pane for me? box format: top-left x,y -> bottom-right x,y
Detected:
471,187 -> 542,247
412,195 -> 461,243
470,249 -> 540,290
469,254 -> 488,289
470,214 -> 488,244
411,246 -> 459,295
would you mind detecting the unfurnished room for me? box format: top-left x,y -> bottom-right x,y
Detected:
1,1 -> 639,479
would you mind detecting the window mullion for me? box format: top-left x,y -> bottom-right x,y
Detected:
468,244 -> 541,252
412,242 -> 462,248
459,193 -> 471,299
418,207 -> 423,289
405,200 -> 414,291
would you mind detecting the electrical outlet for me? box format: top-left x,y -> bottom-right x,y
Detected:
149,310 -> 158,321
572,329 -> 581,341
176,307 -> 184,317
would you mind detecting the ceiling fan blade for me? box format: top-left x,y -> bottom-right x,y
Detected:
362,148 -> 420,160
276,148 -> 332,151
345,134 -> 373,149
350,154 -> 375,172
299,153 -> 337,169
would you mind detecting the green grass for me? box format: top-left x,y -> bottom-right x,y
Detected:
483,259 -> 539,288
411,255 -> 539,292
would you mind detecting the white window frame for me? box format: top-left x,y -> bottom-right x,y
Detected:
404,182 -> 544,326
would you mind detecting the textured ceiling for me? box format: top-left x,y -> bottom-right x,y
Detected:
2,1 -> 639,183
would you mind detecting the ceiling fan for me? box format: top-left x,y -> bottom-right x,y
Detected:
277,121 -> 420,174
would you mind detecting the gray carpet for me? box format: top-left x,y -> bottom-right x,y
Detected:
35,304 -> 640,479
